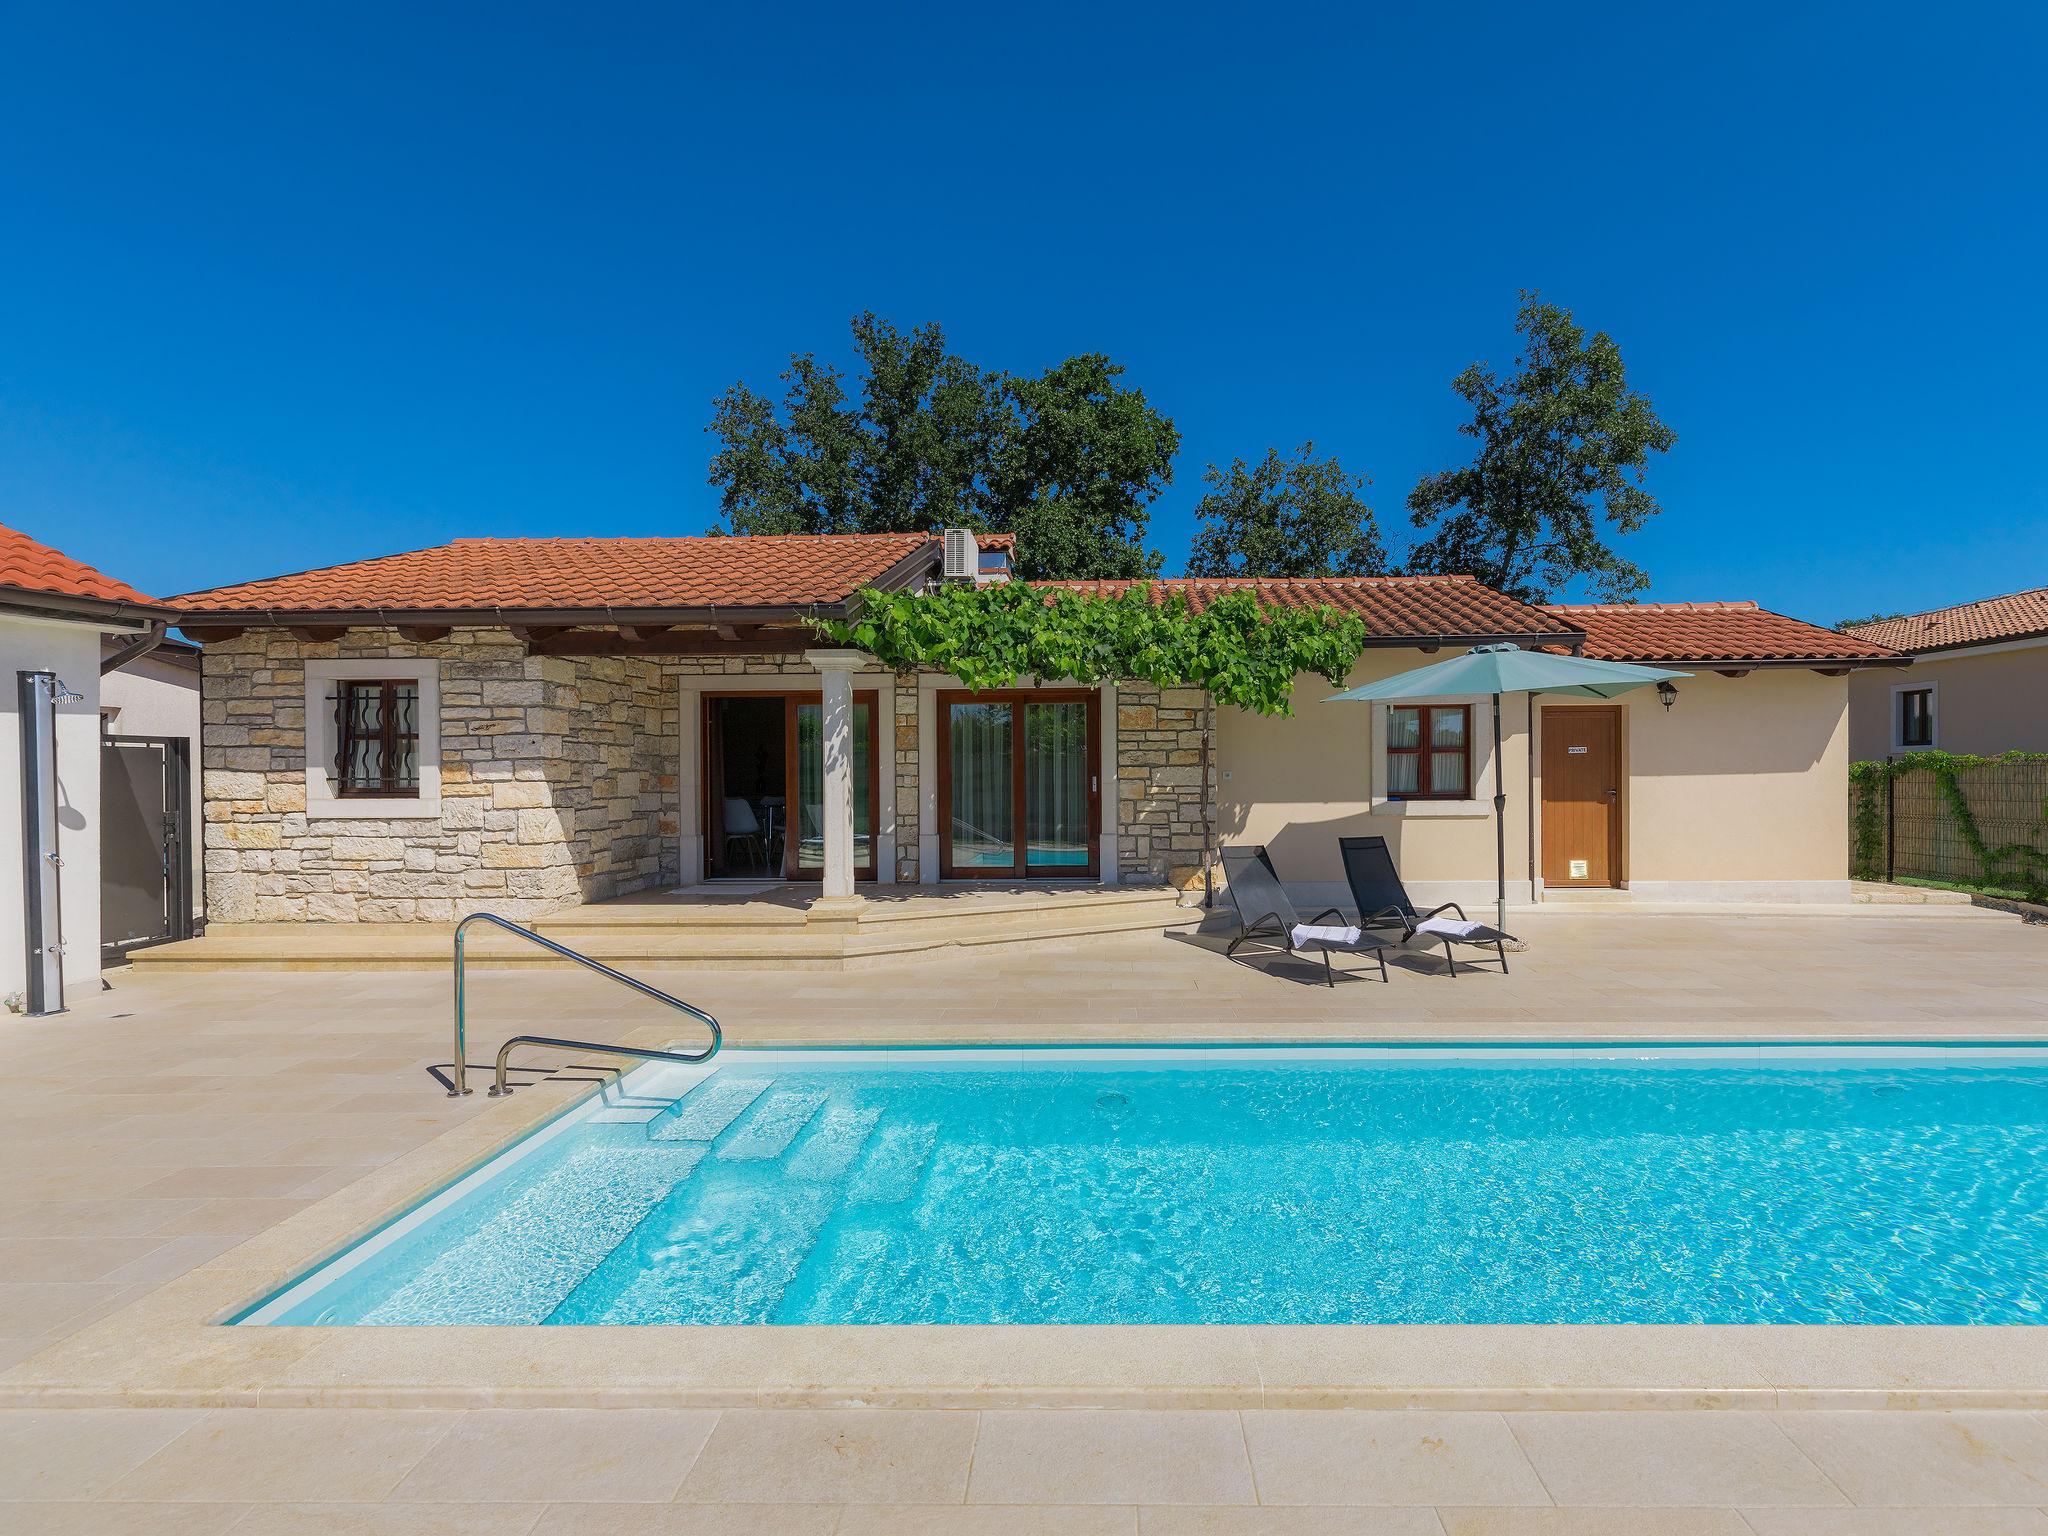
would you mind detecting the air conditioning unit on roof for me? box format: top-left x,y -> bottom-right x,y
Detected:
942,527 -> 980,582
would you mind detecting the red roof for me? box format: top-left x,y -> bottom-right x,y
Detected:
1046,576 -> 1581,643
1845,586 -> 2048,654
0,524 -> 165,613
174,533 -> 987,617
1545,601 -> 1903,665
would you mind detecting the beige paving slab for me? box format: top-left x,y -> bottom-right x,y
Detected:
1503,1411 -> 1848,1508
676,1407 -> 977,1505
1772,1411 -> 2048,1506
837,1505 -> 1141,1533
0,1504 -> 249,1535
221,1505 -> 548,1535
1740,1510 -> 2048,1534
536,1515 -> 847,1536
1436,1512 -> 1750,1535
389,1408 -> 719,1504
529,1504 -> 839,1535
1241,1409 -> 1550,1506
1140,1510 -> 1447,1534
967,1410 -> 1256,1507
106,1407 -> 460,1503
0,1406 -> 208,1499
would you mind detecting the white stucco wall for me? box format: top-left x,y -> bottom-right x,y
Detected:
1,614 -> 105,1005
1218,654 -> 1856,909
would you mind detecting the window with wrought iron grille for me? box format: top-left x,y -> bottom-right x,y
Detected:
1385,703 -> 1471,799
334,679 -> 421,797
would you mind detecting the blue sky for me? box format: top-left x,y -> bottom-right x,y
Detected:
3,2 -> 2042,623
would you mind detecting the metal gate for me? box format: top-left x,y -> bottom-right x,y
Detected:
99,734 -> 195,963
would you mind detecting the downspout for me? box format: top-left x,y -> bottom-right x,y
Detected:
1201,693 -> 1215,908
101,620 -> 168,675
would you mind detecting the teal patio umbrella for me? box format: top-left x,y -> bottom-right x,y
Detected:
1324,644 -> 1691,932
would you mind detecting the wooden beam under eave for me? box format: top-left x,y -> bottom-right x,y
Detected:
397,625 -> 453,643
1814,667 -> 1852,677
1715,668 -> 1753,678
622,625 -> 676,643
180,625 -> 245,643
288,625 -> 349,642
528,626 -> 814,659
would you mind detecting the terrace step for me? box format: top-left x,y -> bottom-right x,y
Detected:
128,885 -> 1200,971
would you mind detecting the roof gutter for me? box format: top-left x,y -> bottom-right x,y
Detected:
0,588 -> 171,628
101,620 -> 169,676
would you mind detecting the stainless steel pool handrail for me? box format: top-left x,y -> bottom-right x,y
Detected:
486,1034 -> 717,1098
449,912 -> 720,1097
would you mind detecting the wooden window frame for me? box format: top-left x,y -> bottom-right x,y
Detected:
937,688 -> 1102,880
1385,703 -> 1472,802
334,679 -> 421,799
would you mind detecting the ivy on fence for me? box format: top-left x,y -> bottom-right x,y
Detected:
1849,750 -> 2048,898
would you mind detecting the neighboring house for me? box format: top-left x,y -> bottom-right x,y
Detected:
1845,587 -> 2048,758
0,524 -> 177,1011
171,533 -> 1905,922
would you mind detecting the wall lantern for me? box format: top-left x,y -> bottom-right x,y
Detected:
1656,681 -> 1678,711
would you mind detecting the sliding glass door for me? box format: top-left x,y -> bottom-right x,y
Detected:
940,689 -> 1100,878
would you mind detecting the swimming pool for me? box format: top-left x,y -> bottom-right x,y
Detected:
239,1045 -> 2048,1327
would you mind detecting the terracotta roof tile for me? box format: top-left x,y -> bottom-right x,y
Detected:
1044,576 -> 1581,642
0,523 -> 164,611
173,533 -> 976,616
1845,586 -> 2048,653
1544,601 -> 1903,664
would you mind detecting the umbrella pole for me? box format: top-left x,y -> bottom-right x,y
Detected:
1492,690 -> 1508,933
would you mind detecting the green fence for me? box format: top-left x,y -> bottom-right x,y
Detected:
1850,752 -> 2048,900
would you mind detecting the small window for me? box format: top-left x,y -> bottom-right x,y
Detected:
1899,688 -> 1934,749
335,680 -> 421,797
1387,704 -> 1471,800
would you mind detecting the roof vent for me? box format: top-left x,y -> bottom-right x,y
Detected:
942,528 -> 980,583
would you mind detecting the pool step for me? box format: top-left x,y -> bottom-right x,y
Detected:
845,1121 -> 938,1205
647,1077 -> 772,1141
715,1090 -> 830,1160
356,1143 -> 704,1325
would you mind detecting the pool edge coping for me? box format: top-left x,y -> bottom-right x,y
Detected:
12,1038 -> 2048,1411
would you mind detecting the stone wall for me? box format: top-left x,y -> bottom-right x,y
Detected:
892,680 -> 921,882
1114,684 -> 1215,886
202,628 -> 675,923
200,630 -> 1205,919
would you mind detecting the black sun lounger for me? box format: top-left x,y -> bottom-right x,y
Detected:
1338,835 -> 1514,977
1219,844 -> 1390,987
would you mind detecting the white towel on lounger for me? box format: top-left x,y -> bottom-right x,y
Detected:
1414,916 -> 1486,940
1290,923 -> 1361,949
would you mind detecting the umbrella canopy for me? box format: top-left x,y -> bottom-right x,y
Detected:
1324,644 -> 1692,932
1326,644 -> 1689,703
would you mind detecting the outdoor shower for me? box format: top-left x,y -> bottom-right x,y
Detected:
17,670 -> 82,1016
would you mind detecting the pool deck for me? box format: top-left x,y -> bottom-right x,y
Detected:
5,905 -> 2048,1526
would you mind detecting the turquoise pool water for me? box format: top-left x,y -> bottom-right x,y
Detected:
241,1048 -> 2048,1326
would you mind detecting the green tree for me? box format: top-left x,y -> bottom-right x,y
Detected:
1185,443 -> 1386,578
1406,292 -> 1676,603
706,315 -> 1177,580
1834,611 -> 1903,633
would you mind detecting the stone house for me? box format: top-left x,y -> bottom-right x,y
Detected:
170,532 -> 1906,926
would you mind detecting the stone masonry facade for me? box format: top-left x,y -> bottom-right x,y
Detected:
1114,683 -> 1215,888
201,629 -> 1204,920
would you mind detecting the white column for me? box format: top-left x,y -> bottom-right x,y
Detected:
806,649 -> 865,901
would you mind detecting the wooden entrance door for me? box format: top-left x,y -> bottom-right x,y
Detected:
1541,706 -> 1623,888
